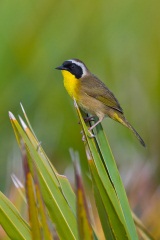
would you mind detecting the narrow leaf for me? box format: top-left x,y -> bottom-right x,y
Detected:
74,160 -> 94,240
75,106 -> 128,221
0,192 -> 31,240
133,213 -> 155,240
89,159 -> 129,240
74,103 -> 133,239
93,185 -> 115,240
93,123 -> 138,239
19,107 -> 76,213
57,174 -> 76,215
21,141 -> 42,240
35,182 -> 53,240
9,112 -> 78,240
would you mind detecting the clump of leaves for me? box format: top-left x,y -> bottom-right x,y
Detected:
0,103 -> 155,240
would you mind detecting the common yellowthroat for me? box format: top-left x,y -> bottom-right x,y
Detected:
56,59 -> 145,147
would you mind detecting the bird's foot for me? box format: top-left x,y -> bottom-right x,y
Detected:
84,116 -> 95,123
88,129 -> 95,138
78,116 -> 95,125
80,128 -> 95,140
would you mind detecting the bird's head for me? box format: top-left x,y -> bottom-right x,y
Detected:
55,59 -> 89,79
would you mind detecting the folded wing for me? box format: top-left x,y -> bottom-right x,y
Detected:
81,75 -> 123,114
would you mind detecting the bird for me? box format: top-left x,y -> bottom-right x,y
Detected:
55,58 -> 145,147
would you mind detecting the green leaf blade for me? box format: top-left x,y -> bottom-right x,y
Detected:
0,192 -> 31,240
74,160 -> 94,240
9,113 -> 78,240
89,160 -> 129,240
94,123 -> 138,239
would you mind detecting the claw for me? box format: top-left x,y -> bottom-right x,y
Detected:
78,116 -> 94,125
88,130 -> 95,138
84,116 -> 95,123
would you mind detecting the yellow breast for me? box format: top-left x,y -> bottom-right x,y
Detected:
62,70 -> 80,100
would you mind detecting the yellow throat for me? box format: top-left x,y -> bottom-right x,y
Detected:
62,70 -> 80,100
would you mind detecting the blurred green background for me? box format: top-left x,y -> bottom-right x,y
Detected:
0,0 -> 160,195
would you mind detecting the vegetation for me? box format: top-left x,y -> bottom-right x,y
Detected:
0,104 -> 155,239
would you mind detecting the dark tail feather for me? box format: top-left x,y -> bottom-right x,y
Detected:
108,111 -> 146,147
122,118 -> 146,147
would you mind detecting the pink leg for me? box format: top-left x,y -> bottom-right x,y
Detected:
88,116 -> 104,137
89,116 -> 104,131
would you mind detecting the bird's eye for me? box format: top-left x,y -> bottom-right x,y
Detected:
71,65 -> 75,69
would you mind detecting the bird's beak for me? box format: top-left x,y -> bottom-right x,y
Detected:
55,65 -> 64,70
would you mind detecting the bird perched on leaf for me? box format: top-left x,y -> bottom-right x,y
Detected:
56,58 -> 145,147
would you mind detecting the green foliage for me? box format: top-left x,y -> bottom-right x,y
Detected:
0,105 -> 155,239
0,192 -> 31,240
75,104 -> 136,239
9,110 -> 78,240
73,157 -> 94,240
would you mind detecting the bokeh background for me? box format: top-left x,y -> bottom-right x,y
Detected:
0,0 -> 160,237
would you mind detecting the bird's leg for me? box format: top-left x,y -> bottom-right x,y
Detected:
89,116 -> 103,131
84,115 -> 95,122
88,116 -> 104,137
78,115 -> 94,125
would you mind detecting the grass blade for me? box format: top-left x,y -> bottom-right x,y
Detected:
93,123 -> 138,239
9,112 -> 78,240
89,159 -> 129,240
22,141 -> 42,240
133,213 -> 155,240
74,160 -> 94,240
19,107 -> 76,214
0,192 -> 31,240
74,102 -> 137,239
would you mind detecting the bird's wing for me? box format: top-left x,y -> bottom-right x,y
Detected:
81,75 -> 123,114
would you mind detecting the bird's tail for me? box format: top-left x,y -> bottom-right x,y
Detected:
112,112 -> 146,147
124,119 -> 146,147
